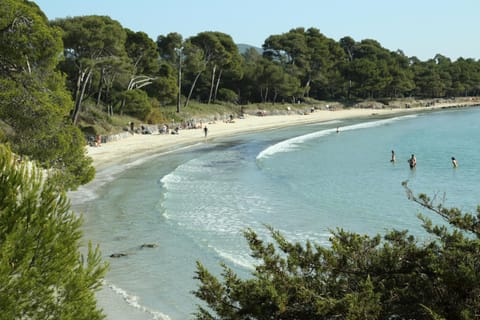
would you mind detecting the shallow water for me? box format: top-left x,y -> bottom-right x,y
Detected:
70,106 -> 480,319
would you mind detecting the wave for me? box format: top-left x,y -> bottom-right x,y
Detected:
69,143 -> 203,205
208,229 -> 332,272
279,229 -> 333,246
159,157 -> 209,190
210,246 -> 255,271
306,119 -> 342,126
256,114 -> 418,160
104,280 -> 172,320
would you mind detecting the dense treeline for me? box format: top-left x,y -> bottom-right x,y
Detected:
56,20 -> 480,112
49,9 -> 480,122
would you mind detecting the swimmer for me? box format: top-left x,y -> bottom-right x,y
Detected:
390,150 -> 396,163
408,154 -> 416,169
451,156 -> 458,168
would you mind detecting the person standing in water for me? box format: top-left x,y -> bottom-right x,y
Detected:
408,154 -> 416,169
204,126 -> 208,138
451,156 -> 458,168
390,150 -> 396,163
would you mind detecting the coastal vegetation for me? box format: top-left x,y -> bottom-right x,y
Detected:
1,1 -> 480,319
194,183 -> 480,319
0,0 -> 94,190
0,145 -> 107,319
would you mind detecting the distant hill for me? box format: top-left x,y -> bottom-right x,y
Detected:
237,43 -> 263,54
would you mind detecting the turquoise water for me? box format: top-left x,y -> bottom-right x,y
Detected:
70,106 -> 480,320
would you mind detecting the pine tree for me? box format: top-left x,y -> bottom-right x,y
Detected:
0,0 -> 95,191
0,145 -> 107,319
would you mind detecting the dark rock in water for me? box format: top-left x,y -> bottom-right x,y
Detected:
140,243 -> 158,249
110,253 -> 128,258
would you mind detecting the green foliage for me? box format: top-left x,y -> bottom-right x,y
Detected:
125,29 -> 159,75
0,0 -> 63,75
119,89 -> 152,120
48,9 -> 480,116
193,183 -> 480,319
0,76 -> 95,190
16,0 -> 480,122
53,15 -> 128,124
263,27 -> 344,100
0,145 -> 107,319
0,0 -> 95,191
144,99 -> 169,124
183,31 -> 243,105
217,88 -> 239,103
157,32 -> 183,64
145,63 -> 178,106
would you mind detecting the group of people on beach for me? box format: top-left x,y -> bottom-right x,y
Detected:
390,150 -> 458,168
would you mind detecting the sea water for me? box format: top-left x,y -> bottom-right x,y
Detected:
70,106 -> 480,320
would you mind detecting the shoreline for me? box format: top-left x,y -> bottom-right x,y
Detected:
87,101 -> 479,171
82,100 -> 479,320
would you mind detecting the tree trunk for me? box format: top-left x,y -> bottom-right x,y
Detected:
185,71 -> 202,108
71,68 -> 92,125
177,56 -> 182,113
105,85 -> 111,112
96,67 -> 105,107
213,69 -> 223,103
119,99 -> 126,115
71,69 -> 83,123
263,87 -> 269,103
348,79 -> 352,100
207,65 -> 216,105
304,76 -> 311,97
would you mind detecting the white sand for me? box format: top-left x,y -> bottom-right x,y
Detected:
87,101 -> 479,171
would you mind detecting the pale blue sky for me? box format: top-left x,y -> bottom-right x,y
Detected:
34,0 -> 478,61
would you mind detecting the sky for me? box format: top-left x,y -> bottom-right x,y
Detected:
33,0 -> 479,61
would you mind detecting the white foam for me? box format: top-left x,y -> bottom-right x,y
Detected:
257,114 -> 417,160
280,229 -> 333,247
160,156 -> 219,190
104,281 -> 172,320
337,114 -> 417,132
257,128 -> 336,159
160,172 -> 184,188
69,143 -> 203,205
210,246 -> 255,271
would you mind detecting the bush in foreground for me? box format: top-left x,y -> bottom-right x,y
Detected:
193,182 -> 480,320
0,145 -> 107,319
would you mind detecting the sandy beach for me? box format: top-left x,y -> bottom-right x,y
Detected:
87,101 -> 479,171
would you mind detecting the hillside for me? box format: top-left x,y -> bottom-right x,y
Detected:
237,43 -> 263,54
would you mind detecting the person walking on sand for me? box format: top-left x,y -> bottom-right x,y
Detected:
408,154 -> 416,169
204,126 -> 208,138
390,150 -> 396,163
451,156 -> 458,168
